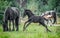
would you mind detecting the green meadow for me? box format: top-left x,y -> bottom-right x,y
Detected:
0,0 -> 60,38
0,23 -> 60,38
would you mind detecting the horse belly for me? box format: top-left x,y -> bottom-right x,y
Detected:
33,18 -> 39,23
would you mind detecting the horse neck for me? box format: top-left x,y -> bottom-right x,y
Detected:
27,12 -> 34,18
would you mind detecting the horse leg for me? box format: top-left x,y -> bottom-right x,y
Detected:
9,20 -> 11,31
47,20 -> 49,24
15,17 -> 19,31
24,22 -> 31,31
23,20 -> 32,31
12,20 -> 15,31
23,21 -> 28,31
4,20 -> 8,31
3,20 -> 8,31
39,22 -> 51,32
49,19 -> 52,23
44,18 -> 49,25
3,21 -> 5,31
47,19 -> 51,26
3,22 -> 6,31
49,19 -> 53,26
6,21 -> 8,31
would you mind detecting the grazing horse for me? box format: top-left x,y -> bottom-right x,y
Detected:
23,9 -> 51,32
3,7 -> 20,31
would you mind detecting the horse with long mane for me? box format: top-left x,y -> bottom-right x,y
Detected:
41,10 -> 57,25
45,10 -> 57,24
23,9 -> 51,32
3,7 -> 20,31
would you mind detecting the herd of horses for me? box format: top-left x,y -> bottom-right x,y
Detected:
2,7 -> 57,32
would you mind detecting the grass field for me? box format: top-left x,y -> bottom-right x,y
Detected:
0,23 -> 60,38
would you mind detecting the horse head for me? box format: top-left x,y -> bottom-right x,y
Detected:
23,9 -> 34,18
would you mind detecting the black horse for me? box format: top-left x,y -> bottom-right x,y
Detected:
23,9 -> 51,32
3,7 -> 20,31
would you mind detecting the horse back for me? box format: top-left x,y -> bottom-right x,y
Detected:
28,16 -> 44,23
5,7 -> 20,20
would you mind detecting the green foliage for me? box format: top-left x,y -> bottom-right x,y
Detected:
0,1 -> 9,11
0,0 -> 60,22
26,0 -> 60,15
48,0 -> 56,9
0,0 -> 9,23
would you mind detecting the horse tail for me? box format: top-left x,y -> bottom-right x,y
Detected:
53,12 -> 57,24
